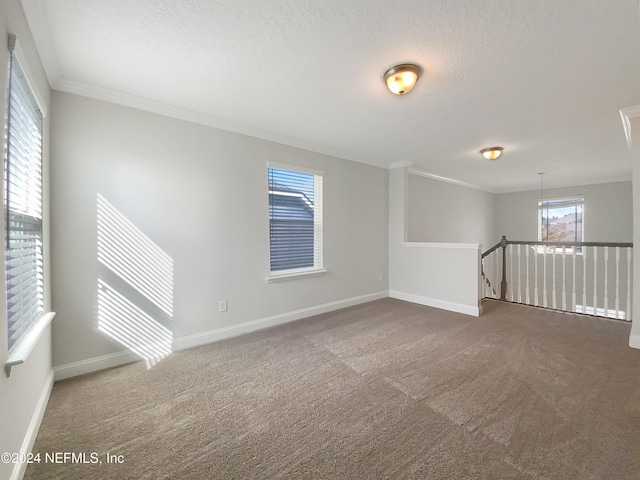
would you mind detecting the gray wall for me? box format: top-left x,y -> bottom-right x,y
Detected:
0,1 -> 53,479
407,173 -> 496,249
50,91 -> 389,367
495,182 -> 632,242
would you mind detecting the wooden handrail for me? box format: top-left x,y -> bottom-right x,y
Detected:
503,240 -> 633,248
481,241 -> 503,258
481,236 -> 634,306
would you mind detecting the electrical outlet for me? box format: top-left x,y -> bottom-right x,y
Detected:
379,273 -> 384,281
219,300 -> 228,312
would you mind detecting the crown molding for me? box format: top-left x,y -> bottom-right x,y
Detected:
21,0 -> 61,87
54,77 -> 386,169
389,160 -> 414,169
408,167 -> 495,193
20,1 -> 386,170
620,105 -> 640,149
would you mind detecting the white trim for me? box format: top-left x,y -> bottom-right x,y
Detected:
9,36 -> 48,117
408,167 -> 493,193
175,290 -> 388,351
267,161 -> 324,177
21,2 -> 390,170
10,370 -> 54,480
53,291 -> 389,380
54,79 -> 369,167
5,312 -> 56,377
389,290 -> 481,317
401,241 -> 481,250
620,105 -> 640,149
537,195 -> 584,207
629,333 -> 640,350
266,269 -> 328,283
19,0 -> 62,88
54,350 -> 139,381
389,160 -> 414,169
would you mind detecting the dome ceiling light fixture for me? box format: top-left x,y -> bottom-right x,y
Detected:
480,146 -> 504,160
383,63 -> 422,95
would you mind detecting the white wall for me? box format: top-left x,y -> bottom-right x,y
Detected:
389,167 -> 482,316
495,182 -> 632,243
408,173 -> 496,249
0,1 -> 54,480
50,92 -> 389,372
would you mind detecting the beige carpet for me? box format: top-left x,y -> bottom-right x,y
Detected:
25,299 -> 640,479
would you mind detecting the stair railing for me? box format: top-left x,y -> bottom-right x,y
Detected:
482,236 -> 633,320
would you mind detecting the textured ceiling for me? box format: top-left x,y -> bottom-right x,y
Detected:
22,0 -> 640,192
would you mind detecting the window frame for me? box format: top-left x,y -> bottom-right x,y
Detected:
266,161 -> 326,283
537,196 -> 584,254
3,34 -> 52,369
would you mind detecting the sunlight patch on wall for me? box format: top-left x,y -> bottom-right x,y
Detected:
98,278 -> 172,368
96,194 -> 174,368
97,194 -> 173,316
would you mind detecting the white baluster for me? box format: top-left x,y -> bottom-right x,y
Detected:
552,247 -> 557,309
627,247 -> 632,321
571,246 -> 576,312
593,247 -> 598,312
534,245 -> 539,306
562,246 -> 566,311
485,256 -> 490,298
582,246 -> 587,311
543,246 -> 547,308
482,258 -> 486,297
517,244 -> 522,303
604,246 -> 609,318
507,245 -> 514,302
615,247 -> 620,319
491,250 -> 498,298
526,245 -> 530,304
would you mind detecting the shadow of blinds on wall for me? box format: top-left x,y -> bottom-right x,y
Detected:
4,40 -> 45,351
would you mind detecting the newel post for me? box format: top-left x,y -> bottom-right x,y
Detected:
500,235 -> 508,300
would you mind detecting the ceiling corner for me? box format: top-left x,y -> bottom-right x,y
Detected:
21,0 -> 62,88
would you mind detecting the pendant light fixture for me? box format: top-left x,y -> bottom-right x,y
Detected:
383,63 -> 422,95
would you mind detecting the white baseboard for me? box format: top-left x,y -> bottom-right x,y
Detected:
629,333 -> 640,350
174,290 -> 388,351
54,350 -> 139,381
389,290 -> 481,317
11,370 -> 54,480
53,291 -> 389,380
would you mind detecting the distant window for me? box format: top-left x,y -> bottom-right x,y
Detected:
268,163 -> 323,277
4,50 -> 45,350
538,197 -> 584,251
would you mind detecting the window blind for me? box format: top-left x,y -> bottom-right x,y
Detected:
4,50 -> 44,351
268,165 -> 323,273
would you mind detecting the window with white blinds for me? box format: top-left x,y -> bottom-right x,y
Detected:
268,163 -> 323,276
4,48 -> 45,351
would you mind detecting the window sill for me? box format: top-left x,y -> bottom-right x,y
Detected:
5,312 -> 56,377
266,269 -> 328,284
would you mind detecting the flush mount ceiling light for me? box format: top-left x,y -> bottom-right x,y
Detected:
480,146 -> 504,160
383,63 -> 422,95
